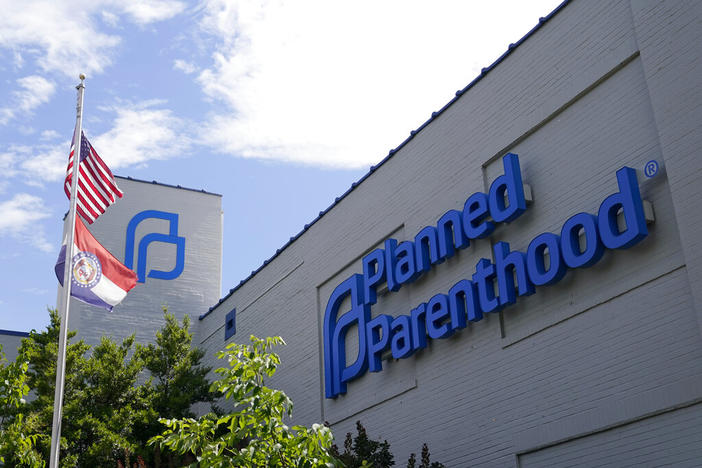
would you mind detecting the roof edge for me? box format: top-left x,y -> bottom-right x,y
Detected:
0,329 -> 30,338
115,175 -> 222,197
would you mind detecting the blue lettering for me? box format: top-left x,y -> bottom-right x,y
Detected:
383,239 -> 400,292
426,293 -> 452,339
437,210 -> 469,259
527,233 -> 566,286
473,259 -> 500,313
410,304 -> 428,350
391,315 -> 413,359
415,226 -> 443,273
448,279 -> 482,329
560,212 -> 604,268
323,158 -> 652,398
488,153 -> 527,223
598,167 -> 648,249
362,248 -> 385,306
395,241 -> 419,285
494,241 -> 534,306
463,192 -> 494,239
367,315 -> 393,372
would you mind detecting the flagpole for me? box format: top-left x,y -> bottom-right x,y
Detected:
49,73 -> 86,468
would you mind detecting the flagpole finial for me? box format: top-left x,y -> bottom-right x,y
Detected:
76,74 -> 85,91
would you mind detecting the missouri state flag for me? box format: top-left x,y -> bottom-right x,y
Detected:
55,217 -> 138,311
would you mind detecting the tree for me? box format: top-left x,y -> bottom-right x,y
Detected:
134,309 -> 215,466
407,444 -> 445,468
332,421 -> 394,468
66,334 -> 151,466
332,422 -> 445,468
151,335 -> 340,467
0,344 -> 44,466
137,309 -> 214,419
17,309 -> 90,466
19,313 -> 150,466
11,308 -> 218,466
19,310 -> 90,418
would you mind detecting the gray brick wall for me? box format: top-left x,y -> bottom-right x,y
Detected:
197,1 -> 702,466
629,0 -> 702,337
64,178 -> 222,348
518,402 -> 702,468
0,331 -> 28,363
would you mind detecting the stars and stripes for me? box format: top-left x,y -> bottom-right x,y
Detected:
64,131 -> 123,224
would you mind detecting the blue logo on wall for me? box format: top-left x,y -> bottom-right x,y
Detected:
323,154 -> 652,398
125,210 -> 185,283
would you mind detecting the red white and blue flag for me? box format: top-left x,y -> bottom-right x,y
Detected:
55,217 -> 138,311
65,131 -> 123,224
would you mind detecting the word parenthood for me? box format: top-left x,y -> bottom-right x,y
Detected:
324,154 -> 650,398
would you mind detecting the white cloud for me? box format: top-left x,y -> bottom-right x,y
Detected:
16,75 -> 55,112
0,2 -> 120,77
0,109 -> 12,125
0,154 -> 12,193
40,130 -> 61,140
0,153 -> 17,177
0,193 -> 52,252
117,0 -> 187,25
195,0 -> 563,168
4,101 -> 189,187
101,11 -> 120,28
0,0 -> 186,78
173,59 -> 197,74
0,143 -> 67,186
12,49 -> 24,68
0,75 -> 55,125
21,146 -> 66,183
91,102 -> 190,169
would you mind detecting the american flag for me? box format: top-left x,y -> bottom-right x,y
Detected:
64,131 -> 123,224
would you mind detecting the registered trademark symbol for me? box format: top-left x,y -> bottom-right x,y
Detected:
644,160 -> 659,178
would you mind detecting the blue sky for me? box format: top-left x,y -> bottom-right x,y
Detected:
0,0 -> 562,332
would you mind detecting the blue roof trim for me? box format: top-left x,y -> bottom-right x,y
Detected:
115,175 -> 222,197
199,0 -> 570,321
0,329 -> 30,337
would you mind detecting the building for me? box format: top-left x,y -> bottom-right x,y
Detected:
0,329 -> 29,363
197,0 -> 702,466
2,0 -> 701,466
64,176 -> 222,348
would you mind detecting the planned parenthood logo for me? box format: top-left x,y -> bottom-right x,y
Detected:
124,210 -> 185,283
324,154 -> 652,398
